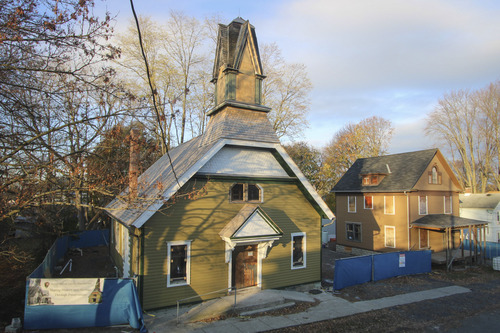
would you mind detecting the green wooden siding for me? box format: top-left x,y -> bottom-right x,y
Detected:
140,178 -> 322,310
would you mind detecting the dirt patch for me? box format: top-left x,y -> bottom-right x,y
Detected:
266,256 -> 500,333
335,272 -> 454,302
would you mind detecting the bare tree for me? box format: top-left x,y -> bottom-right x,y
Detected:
425,82 -> 500,193
260,43 -> 312,140
163,11 -> 208,144
117,13 -> 211,150
117,16 -> 176,153
0,0 -> 122,229
476,82 -> 500,190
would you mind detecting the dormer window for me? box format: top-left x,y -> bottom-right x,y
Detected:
428,166 -> 442,184
362,174 -> 380,186
230,183 -> 262,203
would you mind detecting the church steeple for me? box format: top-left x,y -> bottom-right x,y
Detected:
209,17 -> 268,116
200,18 -> 278,147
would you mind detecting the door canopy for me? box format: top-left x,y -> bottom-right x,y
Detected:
219,204 -> 283,262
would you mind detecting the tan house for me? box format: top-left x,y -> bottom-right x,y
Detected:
331,149 -> 484,255
105,18 -> 334,310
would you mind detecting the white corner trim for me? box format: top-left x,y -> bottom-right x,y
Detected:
123,227 -> 130,278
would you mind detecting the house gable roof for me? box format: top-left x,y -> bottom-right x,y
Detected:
332,149 -> 456,193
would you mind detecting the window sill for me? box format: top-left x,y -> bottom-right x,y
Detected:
291,265 -> 306,270
167,281 -> 189,288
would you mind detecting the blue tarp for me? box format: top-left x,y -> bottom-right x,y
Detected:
29,230 -> 110,278
24,279 -> 145,332
25,230 -> 146,332
334,250 -> 431,290
463,239 -> 500,259
373,251 -> 431,281
333,255 -> 372,290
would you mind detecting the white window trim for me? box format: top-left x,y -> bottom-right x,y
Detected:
444,196 -> 452,214
291,232 -> 306,270
384,196 -> 395,215
364,195 -> 373,210
432,166 -> 438,184
167,240 -> 192,288
348,196 -> 357,213
419,196 -> 428,215
385,226 -> 396,248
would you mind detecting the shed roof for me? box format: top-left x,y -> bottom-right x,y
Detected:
411,214 -> 487,229
459,193 -> 500,209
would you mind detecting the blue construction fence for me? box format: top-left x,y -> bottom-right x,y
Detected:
24,230 -> 146,332
463,239 -> 500,259
333,250 -> 432,290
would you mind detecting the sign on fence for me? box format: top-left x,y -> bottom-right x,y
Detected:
24,230 -> 146,332
334,250 -> 431,290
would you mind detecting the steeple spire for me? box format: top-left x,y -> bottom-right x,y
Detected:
209,18 -> 268,116
200,18 -> 279,146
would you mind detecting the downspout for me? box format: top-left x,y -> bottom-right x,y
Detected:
405,191 -> 411,251
322,218 -> 335,227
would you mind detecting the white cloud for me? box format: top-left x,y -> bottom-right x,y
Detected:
95,0 -> 500,154
390,117 -> 436,154
262,0 -> 500,91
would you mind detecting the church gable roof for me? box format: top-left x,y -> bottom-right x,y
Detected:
104,18 -> 335,227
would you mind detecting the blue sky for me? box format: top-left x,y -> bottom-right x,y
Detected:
96,0 -> 500,153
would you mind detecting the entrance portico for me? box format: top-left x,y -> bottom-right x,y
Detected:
219,204 -> 283,289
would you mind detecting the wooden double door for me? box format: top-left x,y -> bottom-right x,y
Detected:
232,244 -> 257,289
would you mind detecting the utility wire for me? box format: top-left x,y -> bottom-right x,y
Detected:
129,0 -> 180,188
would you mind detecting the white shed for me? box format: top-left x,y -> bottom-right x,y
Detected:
460,193 -> 500,243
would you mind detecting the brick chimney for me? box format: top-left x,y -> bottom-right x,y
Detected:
129,128 -> 139,201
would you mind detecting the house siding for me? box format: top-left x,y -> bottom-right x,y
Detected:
140,178 -> 321,310
336,193 -> 409,252
336,166 -> 461,253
